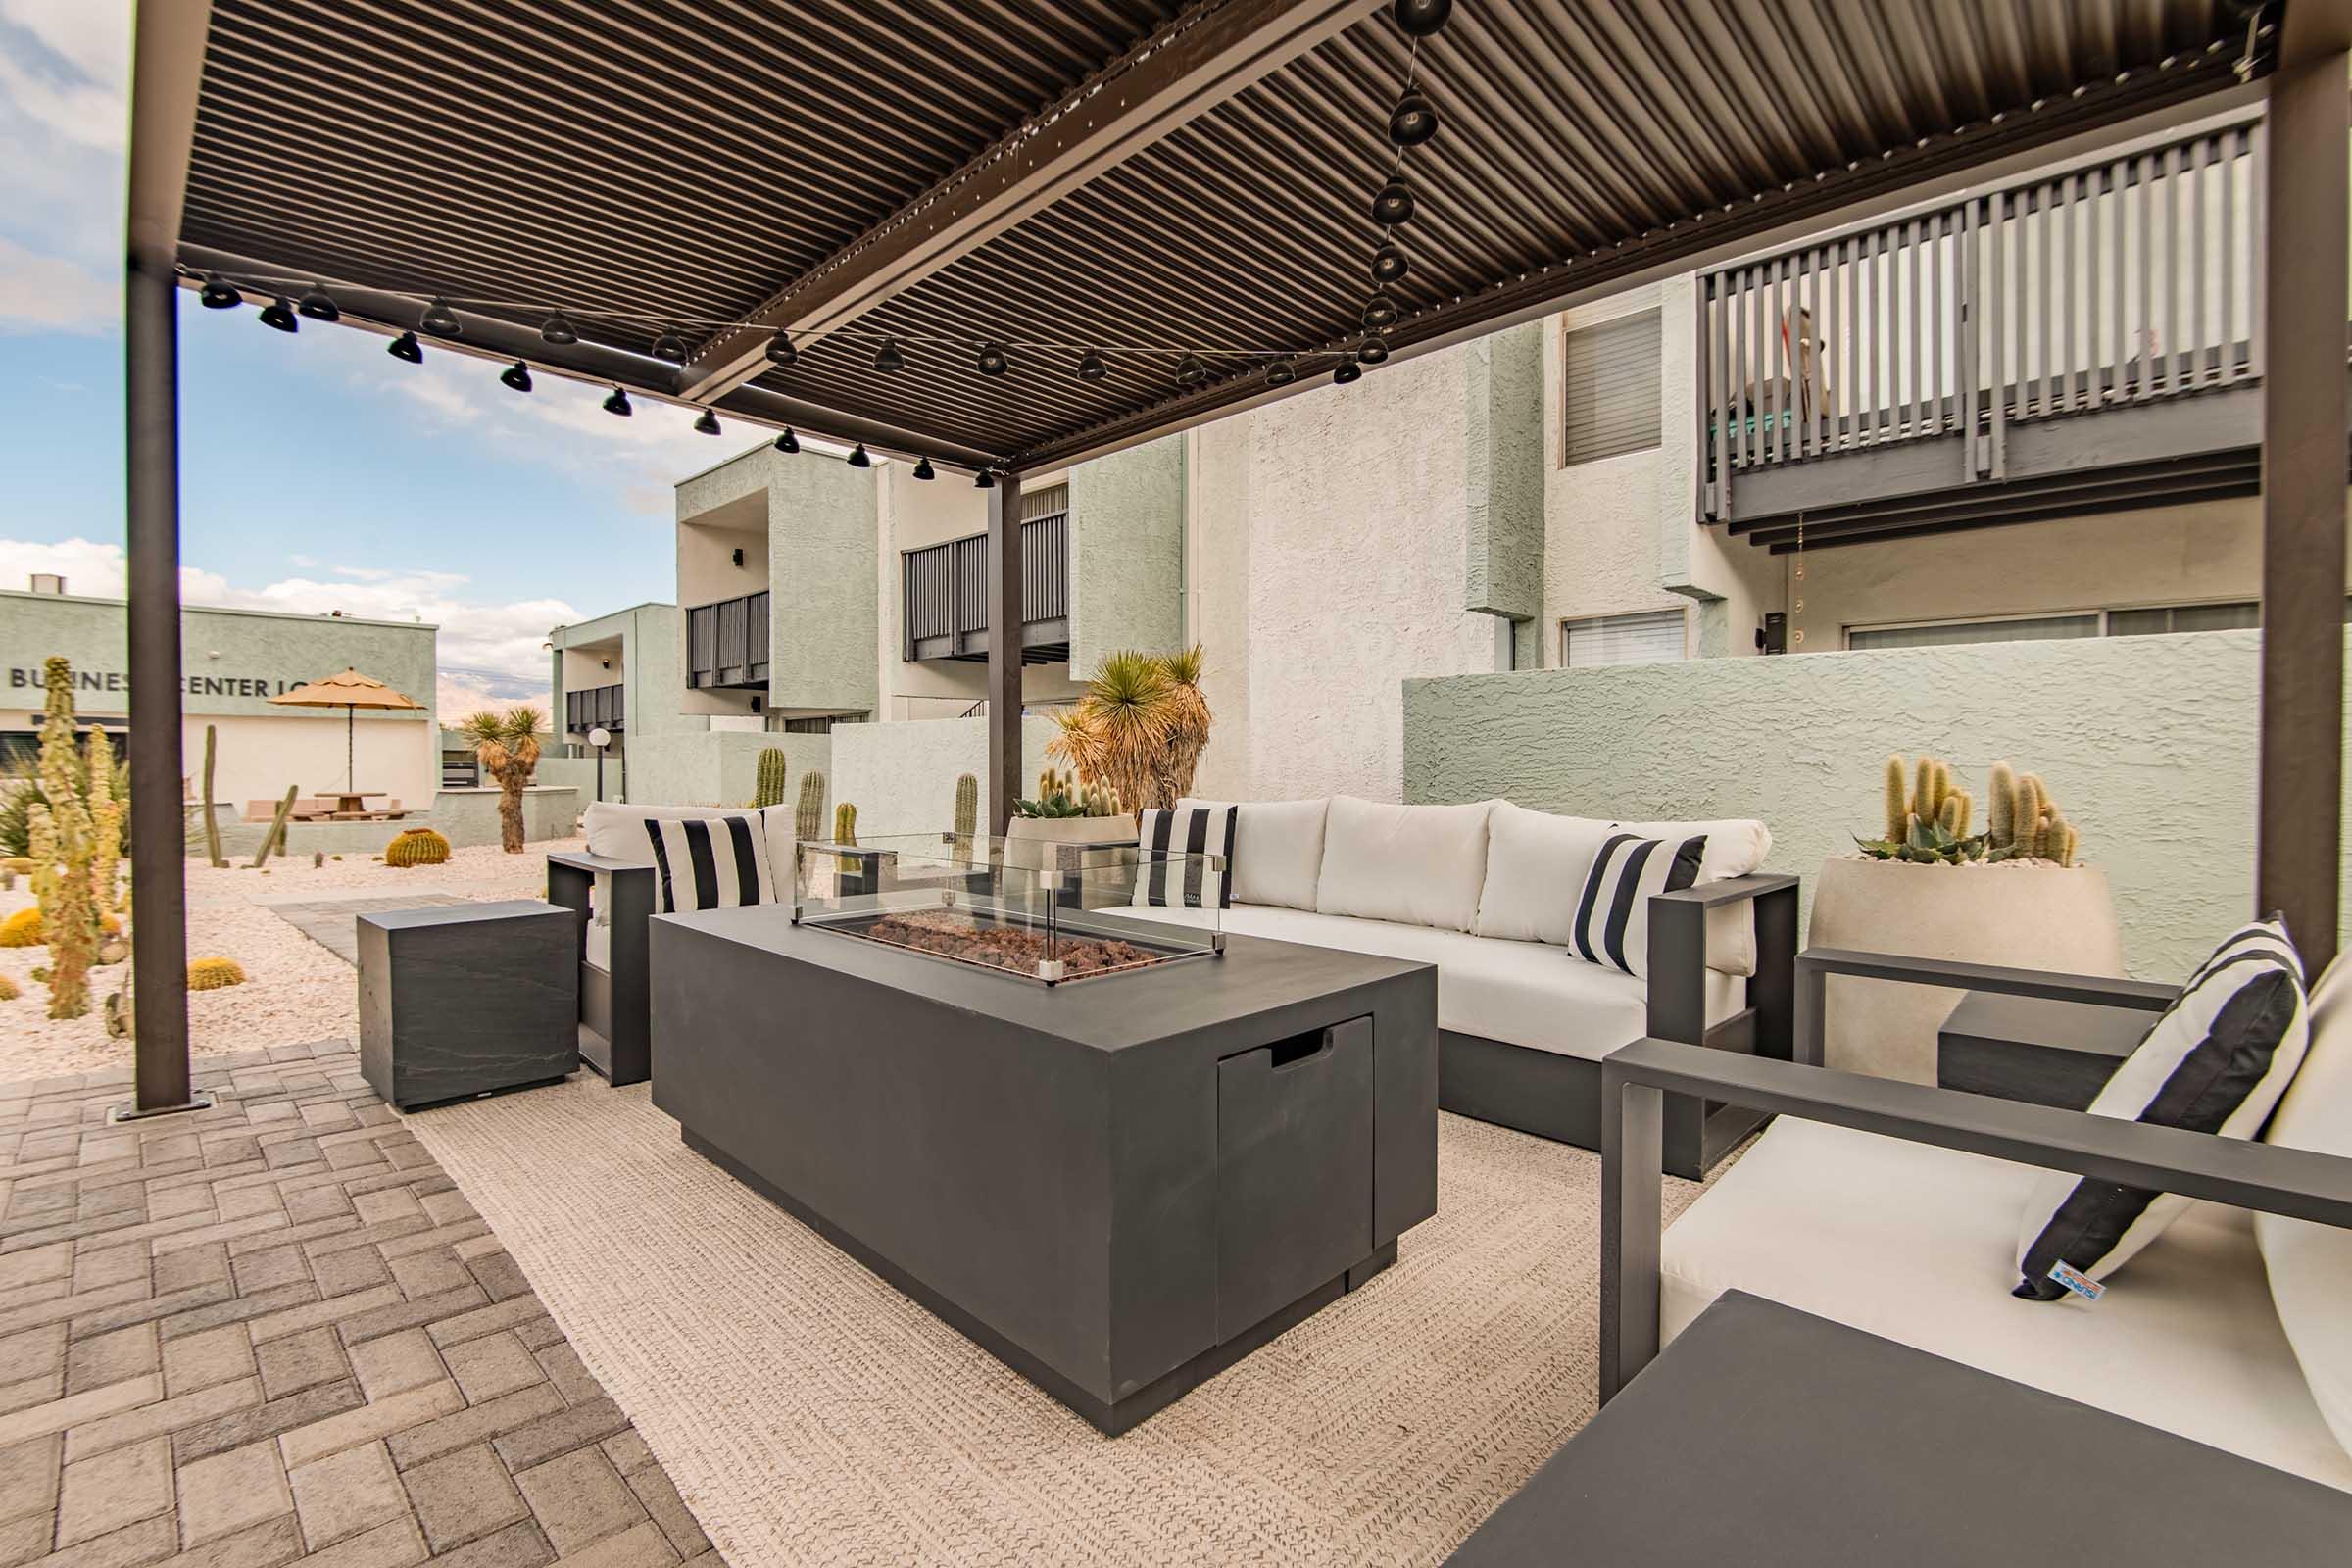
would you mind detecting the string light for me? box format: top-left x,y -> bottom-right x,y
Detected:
774,427 -> 800,454
540,312 -> 579,345
652,326 -> 689,363
1176,353 -> 1206,384
974,469 -> 996,489
1077,349 -> 1108,380
257,295 -> 298,333
419,297 -> 461,337
1265,359 -> 1297,386
873,338 -> 905,372
602,386 -> 632,416
1371,179 -> 1414,226
1392,0 -> 1452,37
693,408 -> 721,435
1355,336 -> 1390,365
912,456 -> 936,480
1332,361 -> 1363,385
1371,244 -> 1408,283
386,331 -> 423,364
1388,89 -> 1439,146
976,341 -> 1010,375
1362,293 -> 1399,329
499,360 -> 533,393
198,274 -> 241,310
765,329 -> 798,366
847,442 -> 872,467
297,285 -> 340,322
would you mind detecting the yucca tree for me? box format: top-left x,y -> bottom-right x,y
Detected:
1047,645 -> 1211,812
459,707 -> 545,854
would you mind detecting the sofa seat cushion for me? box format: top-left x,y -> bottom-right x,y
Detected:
2257,956 -> 2352,1464
1125,903 -> 1741,1059
1315,796 -> 1494,932
1661,1118 -> 2352,1491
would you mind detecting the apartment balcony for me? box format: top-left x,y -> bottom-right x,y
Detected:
1694,117 -> 2336,553
564,682 -> 623,735
686,591 -> 770,690
901,509 -> 1068,664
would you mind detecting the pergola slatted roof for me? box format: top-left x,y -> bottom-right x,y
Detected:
175,0 -> 2260,471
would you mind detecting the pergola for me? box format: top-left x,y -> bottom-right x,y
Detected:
119,0 -> 2347,1116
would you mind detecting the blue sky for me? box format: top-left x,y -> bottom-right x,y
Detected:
0,0 -> 762,709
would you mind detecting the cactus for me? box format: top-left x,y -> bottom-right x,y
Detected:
2014,773 -> 2045,858
103,982 -> 130,1035
383,827 -> 452,867
186,956 -> 247,991
0,907 -> 38,947
754,746 -> 790,808
27,658 -> 99,1018
795,769 -> 828,843
0,974 -> 18,1002
953,773 -> 978,863
1882,755 -> 1909,844
834,802 -> 858,846
1986,762 -> 2017,851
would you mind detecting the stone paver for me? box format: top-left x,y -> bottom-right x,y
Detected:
0,1044 -> 725,1565
268,896 -> 471,964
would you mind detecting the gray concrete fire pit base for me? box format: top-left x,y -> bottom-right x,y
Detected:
650,905 -> 1438,1436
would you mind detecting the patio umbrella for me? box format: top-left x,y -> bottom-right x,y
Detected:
267,667 -> 425,793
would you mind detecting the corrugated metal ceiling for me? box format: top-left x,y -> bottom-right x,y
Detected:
179,0 -> 2259,466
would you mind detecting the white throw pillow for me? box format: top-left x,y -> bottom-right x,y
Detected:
2256,954 -> 2352,1462
2014,918 -> 2309,1300
1178,797 -> 1328,910
1473,801 -> 1616,944
1612,817 -> 1773,977
1314,796 -> 1494,933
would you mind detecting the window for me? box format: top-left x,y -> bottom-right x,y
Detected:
1562,310 -> 1662,465
1560,609 -> 1687,666
1845,599 -> 2278,652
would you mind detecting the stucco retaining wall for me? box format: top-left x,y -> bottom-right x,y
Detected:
1401,629 -> 2352,979
622,731 -> 827,813
200,786 -> 580,858
830,716 -> 1058,840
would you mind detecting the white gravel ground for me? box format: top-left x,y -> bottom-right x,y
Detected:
0,837 -> 584,1082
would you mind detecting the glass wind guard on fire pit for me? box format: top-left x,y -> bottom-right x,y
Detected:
791,833 -> 1222,984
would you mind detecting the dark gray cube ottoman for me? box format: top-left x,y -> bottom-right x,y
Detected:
359,900 -> 578,1110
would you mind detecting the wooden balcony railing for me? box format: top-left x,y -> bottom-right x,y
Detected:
564,683 -> 624,734
902,508 -> 1069,662
686,591 -> 770,689
1698,118 -> 2262,522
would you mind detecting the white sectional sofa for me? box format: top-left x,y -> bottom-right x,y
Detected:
1128,795 -> 1797,1178
1601,949 -> 2352,1492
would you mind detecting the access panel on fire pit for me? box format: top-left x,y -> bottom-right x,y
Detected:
1217,1017 -> 1375,1338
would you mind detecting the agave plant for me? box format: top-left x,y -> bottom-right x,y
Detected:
458,707 -> 545,854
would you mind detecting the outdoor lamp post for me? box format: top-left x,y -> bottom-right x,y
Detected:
588,726 -> 612,803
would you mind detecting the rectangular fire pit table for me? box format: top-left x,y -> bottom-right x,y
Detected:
649,899 -> 1438,1435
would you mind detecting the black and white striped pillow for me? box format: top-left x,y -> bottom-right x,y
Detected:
2014,916 -> 2309,1300
1568,832 -> 1706,978
642,814 -> 775,915
1130,805 -> 1236,909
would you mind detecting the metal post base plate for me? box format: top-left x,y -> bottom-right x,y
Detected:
106,1092 -> 217,1125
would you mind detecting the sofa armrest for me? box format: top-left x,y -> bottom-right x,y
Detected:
1597,1036 -> 2352,1400
545,853 -> 656,974
547,850 -> 654,876
1646,874 -> 1799,1059
1793,947 -> 2179,1067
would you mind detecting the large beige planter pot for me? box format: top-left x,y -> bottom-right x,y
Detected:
1002,815 -> 1139,873
1807,858 -> 2126,1083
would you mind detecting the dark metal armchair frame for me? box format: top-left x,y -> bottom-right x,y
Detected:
1600,949 -> 2352,1401
547,849 -> 656,1087
1439,872 -> 1800,1179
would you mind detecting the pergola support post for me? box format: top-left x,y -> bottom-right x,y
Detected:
2256,42 -> 2350,971
118,254 -> 207,1121
986,471 -> 1024,836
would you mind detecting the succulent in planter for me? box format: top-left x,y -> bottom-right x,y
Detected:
1013,768 -> 1122,820
1855,754 -> 2081,866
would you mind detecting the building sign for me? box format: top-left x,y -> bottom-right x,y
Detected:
7,668 -> 312,700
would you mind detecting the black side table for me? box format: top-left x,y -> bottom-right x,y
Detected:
1936,990 -> 2151,1109
359,900 -> 578,1110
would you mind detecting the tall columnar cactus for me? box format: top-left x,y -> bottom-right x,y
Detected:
833,802 -> 858,847
29,657 -> 96,1019
1986,761 -> 2017,851
953,772 -> 978,864
754,747 -> 790,808
795,769 -> 828,843
1883,754 -> 1910,844
85,725 -> 122,919
2013,773 -> 2045,859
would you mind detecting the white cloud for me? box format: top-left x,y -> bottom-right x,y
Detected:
0,0 -> 129,333
0,235 -> 116,332
0,537 -> 577,690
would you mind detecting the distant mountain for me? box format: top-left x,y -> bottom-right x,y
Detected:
439,665 -> 546,702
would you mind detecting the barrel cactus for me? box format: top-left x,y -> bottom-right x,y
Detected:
0,974 -> 18,1002
0,907 -> 39,947
754,746 -> 790,808
795,769 -> 828,843
186,956 -> 247,991
383,828 -> 452,867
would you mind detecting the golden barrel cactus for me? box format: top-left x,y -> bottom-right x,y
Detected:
0,974 -> 19,1002
0,907 -> 40,947
383,828 -> 453,868
186,956 -> 247,991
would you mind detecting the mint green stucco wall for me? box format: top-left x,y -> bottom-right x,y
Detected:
1402,629 -> 2352,980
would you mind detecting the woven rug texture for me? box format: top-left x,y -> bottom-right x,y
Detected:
405,1077 -> 1714,1567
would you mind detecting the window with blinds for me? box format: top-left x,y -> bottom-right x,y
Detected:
1559,609 -> 1687,666
1561,309 -> 1662,465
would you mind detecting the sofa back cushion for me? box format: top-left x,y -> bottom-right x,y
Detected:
584,802 -> 794,888
2014,917 -> 2308,1300
1177,797 -> 1327,910
1314,796 -> 1493,932
1611,817 -> 1773,977
2256,954 -> 2352,1464
1473,801 -> 1616,945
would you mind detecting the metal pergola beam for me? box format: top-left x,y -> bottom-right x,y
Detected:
2257,5 -> 2352,969
121,0 -> 218,1120
676,0 -> 1384,405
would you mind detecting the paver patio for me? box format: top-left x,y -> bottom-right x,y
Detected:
0,1041 -> 721,1568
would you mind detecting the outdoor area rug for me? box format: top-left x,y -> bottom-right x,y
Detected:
404,1076 -> 1721,1566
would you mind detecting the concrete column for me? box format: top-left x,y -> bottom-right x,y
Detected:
2257,45 -> 2349,968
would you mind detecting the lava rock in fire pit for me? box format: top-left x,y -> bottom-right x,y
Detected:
865,909 -> 1162,978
